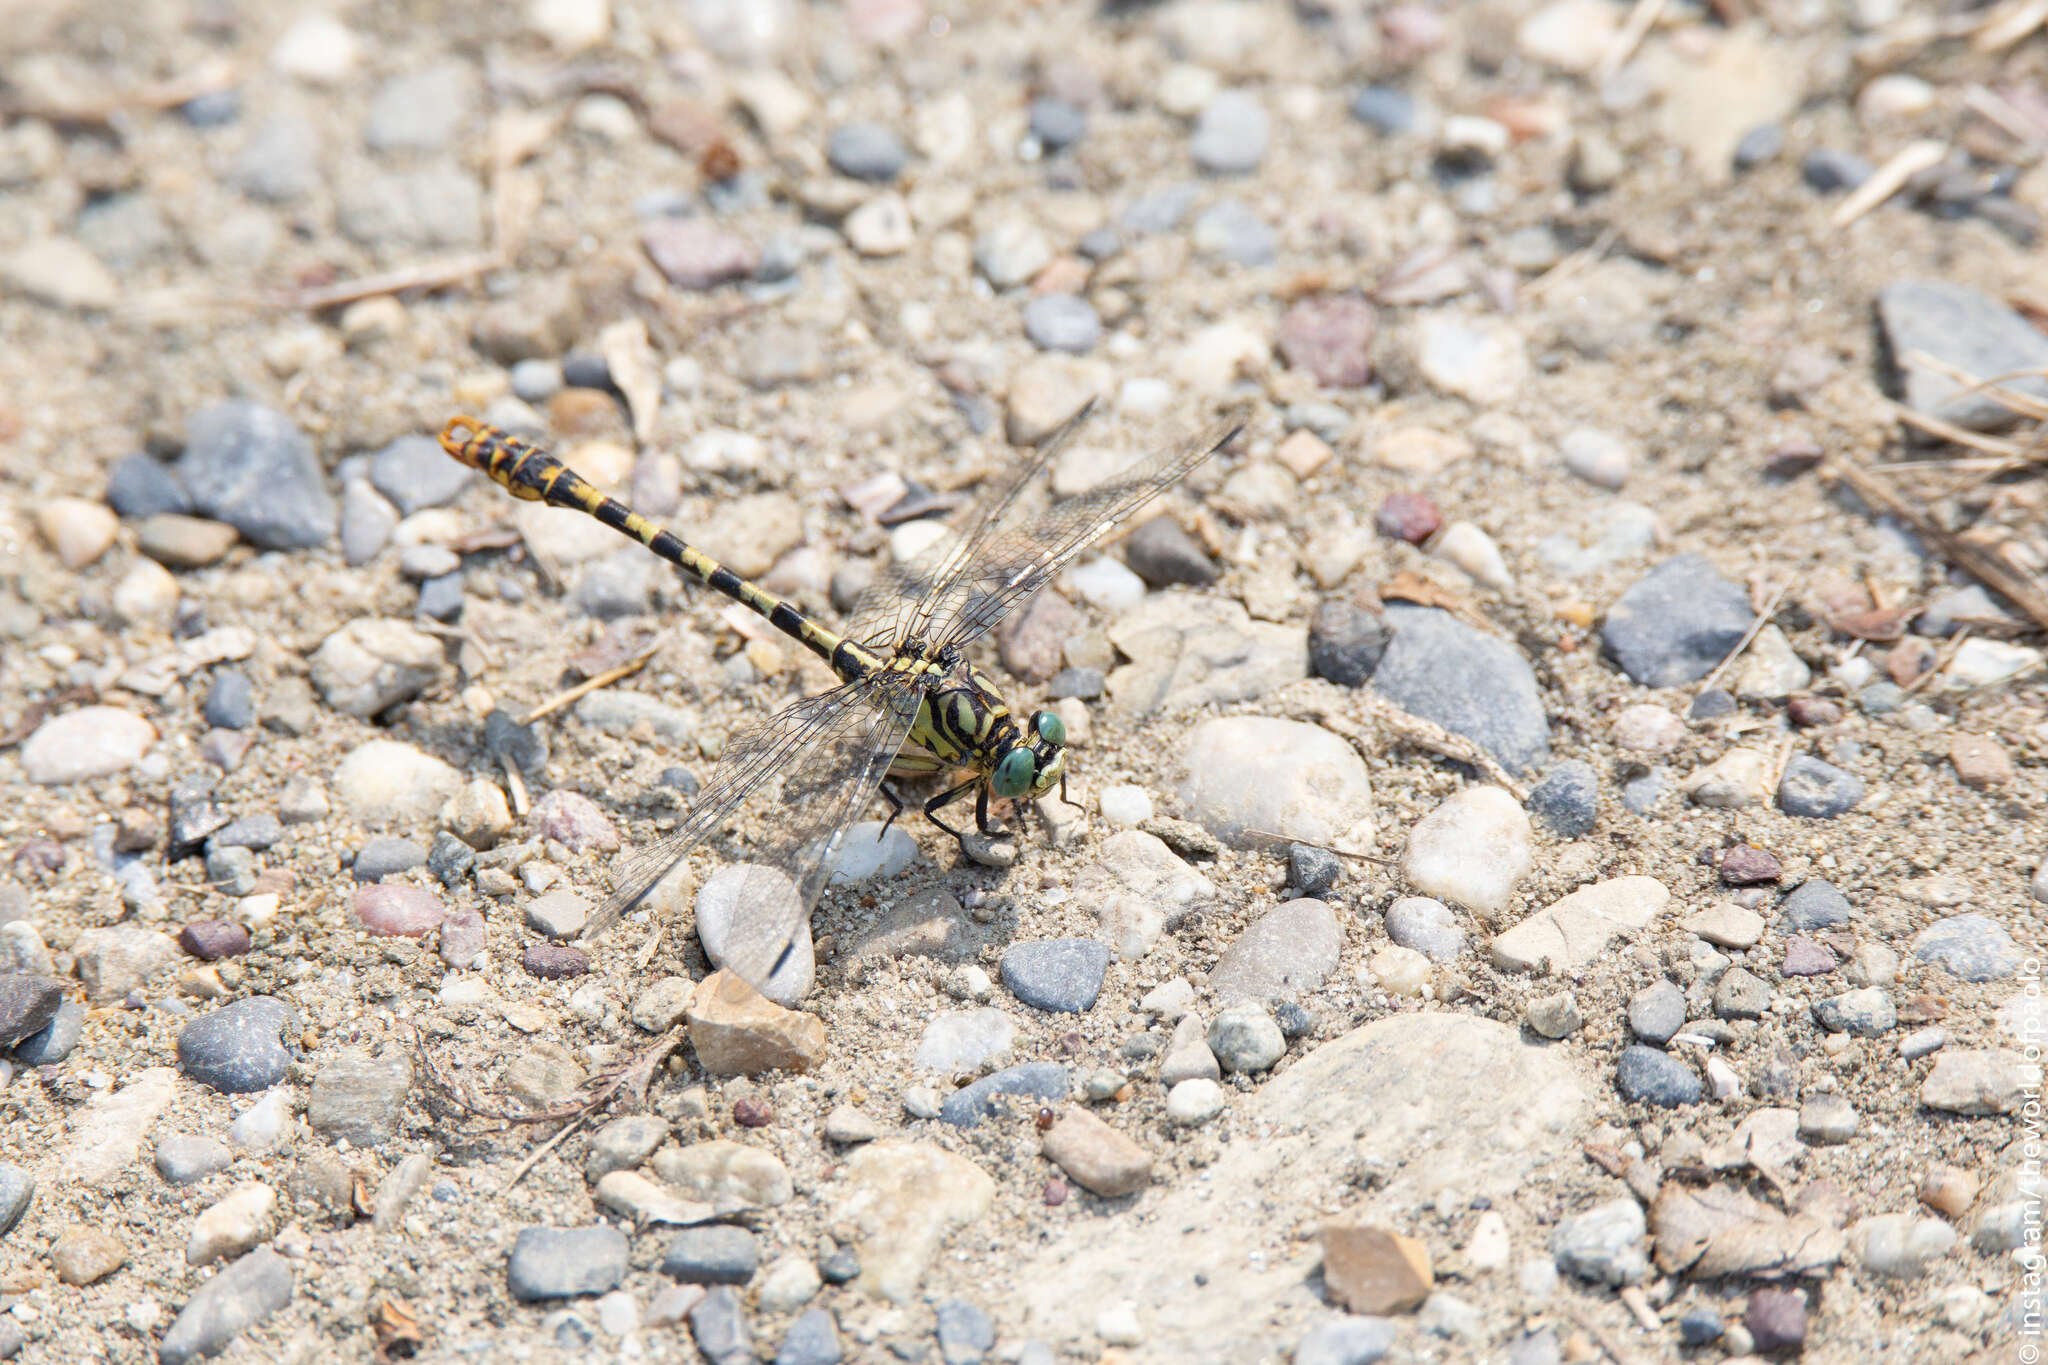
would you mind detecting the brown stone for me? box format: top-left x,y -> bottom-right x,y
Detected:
686,970 -> 827,1076
1041,1107 -> 1152,1197
1917,1164 -> 1979,1219
1320,1225 -> 1432,1314
51,1227 -> 127,1285
1950,733 -> 2013,789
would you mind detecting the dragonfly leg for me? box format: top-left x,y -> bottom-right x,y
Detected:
878,782 -> 908,838
921,775 -> 981,843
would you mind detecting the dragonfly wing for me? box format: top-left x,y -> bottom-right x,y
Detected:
579,672 -> 920,957
926,407 -> 1249,652
844,398 -> 1100,651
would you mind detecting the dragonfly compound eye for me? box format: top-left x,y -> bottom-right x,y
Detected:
992,748 -> 1037,798
1033,711 -> 1067,746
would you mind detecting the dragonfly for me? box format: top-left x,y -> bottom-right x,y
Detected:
439,401 -> 1248,991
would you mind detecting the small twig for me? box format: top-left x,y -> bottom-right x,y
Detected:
503,1112 -> 590,1192
635,919 -> 667,973
1903,627 -> 1972,695
1244,831 -> 1397,867
1696,580 -> 1792,695
1304,692 -> 1529,801
1598,0 -> 1665,81
293,251 -> 503,312
500,756 -> 530,817
523,633 -> 666,724
1831,461 -> 2048,633
1828,140 -> 1948,232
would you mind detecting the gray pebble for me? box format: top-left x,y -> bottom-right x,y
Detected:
1210,898 -> 1342,1001
1028,98 -> 1087,151
1798,1094 -> 1859,1144
561,352 -> 611,390
1626,981 -> 1686,1045
1294,1313 -> 1396,1365
572,549 -> 656,620
1191,91 -> 1269,175
1308,600 -> 1390,687
370,433 -> 472,515
1858,681 -> 1906,715
1779,878 -> 1852,931
509,1226 -> 629,1300
1802,148 -> 1874,192
236,115 -> 321,203
1813,987 -> 1896,1036
1688,687 -> 1735,720
1619,768 -> 1665,813
203,670 -> 256,730
1508,1328 -> 1562,1365
1678,1309 -> 1725,1345
1022,294 -> 1101,353
1192,200 -> 1276,266
1077,227 -> 1120,260
0,973 -> 64,1048
107,452 -> 192,517
1528,761 -> 1597,837
1383,897 -> 1464,959
689,1285 -> 754,1365
308,1048 -> 413,1146
210,814 -> 282,851
428,833 -> 476,890
935,1298 -> 995,1364
1000,939 -> 1110,1013
1733,124 -> 1783,170
826,122 -> 906,181
1778,755 -> 1864,818
1526,992 -> 1582,1039
1601,554 -> 1754,687
1370,604 -> 1550,774
0,1162 -> 31,1236
11,998 -> 83,1065
1047,667 -> 1104,700
1123,516 -> 1218,588
662,1226 -> 760,1285
159,1247 -> 293,1365
156,1133 -> 234,1185
1913,912 -> 2021,982
1551,1198 -> 1649,1286
939,1062 -> 1070,1128
364,60 -> 475,153
817,1248 -> 859,1284
1899,1026 -> 1947,1061
1208,1002 -> 1285,1073
1288,843 -> 1341,899
1614,1045 -> 1701,1107
340,479 -> 399,565
176,996 -> 295,1093
1713,967 -> 1772,1019
1350,87 -> 1418,135
776,1307 -> 843,1365
509,358 -> 563,404
353,836 -> 425,882
175,401 -> 336,550
417,573 -> 464,622
1120,183 -> 1197,234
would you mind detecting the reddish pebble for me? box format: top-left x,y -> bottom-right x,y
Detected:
353,884 -> 446,938
178,919 -> 251,961
1719,844 -> 1782,885
1276,294 -> 1376,388
1786,696 -> 1843,727
1043,1178 -> 1068,1207
522,943 -> 589,979
1762,437 -> 1826,478
733,1098 -> 774,1128
528,790 -> 620,854
1886,638 -> 1936,686
1745,1287 -> 1807,1353
1375,492 -> 1442,544
1950,733 -> 2014,789
1782,936 -> 1837,976
640,218 -> 759,291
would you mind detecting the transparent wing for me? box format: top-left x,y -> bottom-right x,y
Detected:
579,673 -> 923,982
924,406 -> 1249,652
845,397 -> 1102,651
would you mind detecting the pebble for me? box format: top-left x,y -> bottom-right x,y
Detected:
755,1255 -> 821,1314
1382,897 -> 1464,960
335,739 -> 462,824
1877,279 -> 2048,430
1614,1045 -> 1701,1107
176,996 -> 295,1093
822,1106 -> 880,1145
1041,1107 -> 1152,1197
1783,936 -> 1837,975
1734,625 -> 1812,699
1685,903 -> 1764,949
1551,1198 -> 1649,1286
1208,1003 -> 1285,1073
584,1115 -> 669,1181
1600,554 -> 1754,686
1098,784 -> 1157,827
1951,733 -> 2014,788
695,870 -> 813,1006
0,1163 -> 31,1236
1850,1214 -> 1958,1278
1277,294 -> 1375,388
686,970 -> 826,1074
1176,716 -> 1372,847
1402,786 -> 1532,920
1802,147 -> 1873,191
1527,761 -> 1597,837
1813,987 -> 1895,1036
107,451 -> 193,517
1023,294 -> 1102,353
1746,1287 -> 1808,1353
1350,85 -> 1418,135
935,1298 -> 996,1364
12,998 -> 83,1065
630,977 -> 695,1033
156,1134 -> 234,1185
1558,427 -> 1632,489
308,1048 -> 412,1145
1626,980 -> 1686,1045
1713,966 -> 1773,1020
159,1247 -> 293,1365
354,885 -> 446,938
313,620 -> 445,718
653,1140 -> 793,1209
939,1062 -> 1070,1128
1920,1048 -> 2026,1115
1778,755 -> 1865,818
20,706 -> 157,784
1799,1094 -> 1859,1143
827,122 -> 906,181
188,1182 -> 278,1266
51,1226 -> 126,1285
1029,97 -> 1087,151
1322,1226 -> 1433,1315
1370,605 -> 1549,773
353,836 -> 425,882
844,192 -> 913,256
509,1226 -> 629,1300
1733,123 -> 1784,170
524,889 -> 591,940
829,1142 -> 993,1301
641,219 -> 758,289
1294,1314 -> 1397,1365
776,1307 -> 843,1365
1001,939 -> 1111,1013
0,974 -> 63,1049
1719,843 -> 1782,884
1165,1077 -> 1227,1124
1526,992 -> 1582,1039
1190,90 -> 1269,174
178,919 -> 252,961
662,1226 -> 760,1285
174,401 -> 336,549
915,1008 -> 1015,1074
1912,913 -> 2019,981
1374,491 -> 1441,545
1207,897 -> 1341,1000
974,219 -> 1054,290
201,670 -> 256,730
75,924 -> 179,1003
339,481 -> 397,564
35,496 -> 119,568
1779,878 -> 1853,931
1192,200 -> 1277,266
227,1090 -> 290,1152
370,433 -> 470,514
1411,314 -> 1527,404
690,1286 -> 753,1365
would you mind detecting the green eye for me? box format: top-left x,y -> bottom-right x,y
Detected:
1033,712 -> 1066,746
992,748 -> 1037,798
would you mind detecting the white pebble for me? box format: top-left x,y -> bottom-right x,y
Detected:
1434,521 -> 1513,590
1165,1078 -> 1226,1124
1611,703 -> 1684,753
1068,556 -> 1149,613
1098,784 -> 1154,827
1096,1302 -> 1143,1346
1401,786 -> 1532,920
229,1090 -> 291,1151
1362,945 -> 1432,997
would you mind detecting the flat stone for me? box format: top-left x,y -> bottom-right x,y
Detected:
1322,1226 -> 1433,1314
1601,554 -> 1754,687
175,401 -> 336,549
353,885 -> 446,938
51,1225 -> 126,1285
1684,903 -> 1764,949
651,1140 -> 793,1209
177,997 -> 295,1093
1780,879 -> 1854,931
1912,913 -> 2021,982
1000,939 -> 1110,1013
594,1170 -> 717,1225
1615,1045 -> 1701,1107
1850,1212 -> 1960,1278
0,974 -> 64,1048
686,970 -> 826,1075
156,1134 -> 234,1185
830,1141 -> 994,1304
1207,898 -> 1341,1002
1369,606 -> 1551,775
1920,1048 -> 2028,1115
508,1225 -> 629,1300
159,1247 -> 294,1365
1174,717 -> 1373,849
1778,755 -> 1864,818
1813,987 -> 1895,1036
1490,876 -> 1669,973
1041,1107 -> 1152,1197
307,1048 -> 412,1146
1878,279 -> 2048,431
188,1181 -> 278,1266
939,1062 -> 1070,1128
585,1114 -> 670,1181
60,1068 -> 180,1185
661,1226 -> 760,1285
20,706 -> 157,784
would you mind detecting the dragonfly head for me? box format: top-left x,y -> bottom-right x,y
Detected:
989,710 -> 1068,801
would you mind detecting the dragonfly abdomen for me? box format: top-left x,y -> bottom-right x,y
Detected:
440,418 -> 869,678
